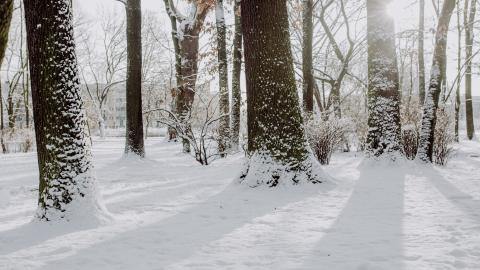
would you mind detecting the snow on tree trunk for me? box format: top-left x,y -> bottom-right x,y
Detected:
24,0 -> 103,221
175,2 -> 211,153
241,0 -> 326,187
216,0 -> 230,156
302,0 -> 314,113
230,0 -> 242,151
365,0 -> 402,159
125,0 -> 145,157
464,0 -> 476,140
416,0 -> 455,163
0,0 -> 13,154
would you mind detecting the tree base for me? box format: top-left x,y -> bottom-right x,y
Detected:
239,152 -> 329,187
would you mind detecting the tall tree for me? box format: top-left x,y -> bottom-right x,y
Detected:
455,0 -> 462,142
125,0 -> 145,156
418,0 -> 426,105
365,0 -> 402,158
162,0 -> 212,153
24,0 -> 99,220
216,0 -> 229,156
302,0 -> 314,113
417,0 -> 456,162
464,0 -> 476,140
241,0 -> 324,186
230,0 -> 242,151
0,0 -> 13,153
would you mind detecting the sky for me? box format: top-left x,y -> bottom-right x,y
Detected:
75,0 -> 479,96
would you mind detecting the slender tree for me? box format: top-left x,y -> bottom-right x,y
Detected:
417,0 -> 456,162
216,0 -> 229,156
302,0 -> 314,113
24,0 -> 100,220
125,0 -> 145,157
365,0 -> 402,158
0,0 -> 14,153
455,0 -> 462,142
418,0 -> 426,105
230,0 -> 242,151
241,0 -> 324,186
464,0 -> 476,140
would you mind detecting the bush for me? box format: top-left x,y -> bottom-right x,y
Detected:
304,116 -> 346,165
433,108 -> 455,166
402,125 -> 418,160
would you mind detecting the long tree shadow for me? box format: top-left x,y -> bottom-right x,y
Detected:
24,181 -> 334,270
419,166 -> 480,223
301,164 -> 406,270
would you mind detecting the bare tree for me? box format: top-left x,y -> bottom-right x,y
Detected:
464,0 -> 476,140
230,0 -> 242,151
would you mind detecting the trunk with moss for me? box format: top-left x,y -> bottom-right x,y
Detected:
216,0 -> 229,156
230,0 -> 242,151
240,0 -> 325,187
24,0 -> 100,221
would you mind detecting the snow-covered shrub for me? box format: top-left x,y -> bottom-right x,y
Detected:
304,116 -> 346,165
400,98 -> 421,160
433,107 -> 455,166
402,125 -> 418,160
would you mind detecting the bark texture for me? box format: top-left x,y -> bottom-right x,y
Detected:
302,0 -> 314,113
230,0 -> 242,151
216,0 -> 229,156
125,0 -> 145,157
241,0 -> 323,186
0,0 -> 13,153
365,0 -> 402,158
417,0 -> 455,162
418,0 -> 426,105
24,0 -> 98,220
464,0 -> 476,140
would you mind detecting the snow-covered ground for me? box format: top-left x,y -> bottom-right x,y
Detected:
0,138 -> 479,270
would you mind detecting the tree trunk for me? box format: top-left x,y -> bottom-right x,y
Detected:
0,0 -> 13,154
125,0 -> 145,157
455,0 -> 462,142
216,0 -> 229,156
302,0 -> 314,113
24,0 -> 99,220
241,0 -> 324,186
230,0 -> 242,151
417,0 -> 455,162
464,0 -> 476,140
365,0 -> 402,158
175,4 -> 210,153
418,0 -> 426,105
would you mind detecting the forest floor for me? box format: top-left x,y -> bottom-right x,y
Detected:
0,137 -> 479,270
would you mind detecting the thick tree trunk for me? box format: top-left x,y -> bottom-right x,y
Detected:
302,0 -> 314,113
0,0 -> 13,153
418,0 -> 426,105
365,0 -> 402,158
230,0 -> 242,151
464,0 -> 476,140
24,0 -> 100,220
241,0 -> 324,186
125,0 -> 145,157
417,0 -> 455,162
216,0 -> 229,156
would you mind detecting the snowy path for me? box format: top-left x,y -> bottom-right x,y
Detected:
0,138 -> 479,269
